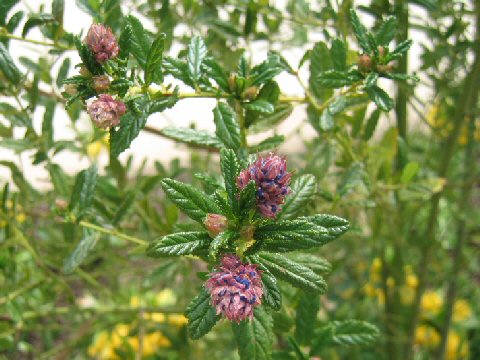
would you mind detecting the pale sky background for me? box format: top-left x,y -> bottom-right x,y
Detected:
0,0 -> 430,189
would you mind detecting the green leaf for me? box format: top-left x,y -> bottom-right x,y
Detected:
56,58 -> 70,88
324,320 -> 379,347
42,100 -> 55,149
286,253 -> 331,275
209,230 -> 236,261
160,127 -> 224,149
163,56 -> 193,87
278,174 -> 316,220
109,110 -> 147,157
74,37 -> 103,75
112,191 -> 137,225
366,85 -> 394,111
118,24 -> 132,60
69,165 -> 98,219
202,58 -> 229,92
256,253 -> 327,294
349,9 -> 371,53
389,39 -> 413,59
317,70 -> 352,88
243,100 -> 275,114
125,15 -> 151,69
295,292 -> 320,345
260,269 -> 282,311
145,33 -> 165,85
213,102 -> 241,150
0,0 -> 19,27
239,180 -> 257,214
330,39 -> 346,71
186,288 -> 220,339
319,109 -> 334,131
147,232 -> 211,257
149,89 -> 179,114
220,148 -> 239,212
250,103 -> 293,133
188,36 -> 208,84
250,54 -> 284,86
0,43 -> 21,84
309,42 -> 333,101
249,135 -> 285,153
299,214 -> 350,243
232,306 -> 273,360
6,10 -> 24,34
401,162 -> 420,184
375,16 -> 397,46
160,178 -> 221,223
363,109 -> 381,140
63,228 -> 98,274
22,13 -> 56,37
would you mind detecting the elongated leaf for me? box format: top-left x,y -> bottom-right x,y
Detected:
366,85 -> 394,111
74,37 -> 103,75
315,320 -> 379,347
161,178 -> 221,223
278,175 -> 316,220
148,90 -> 179,114
232,306 -> 273,360
239,180 -> 257,215
243,100 -> 274,113
250,54 -> 284,86
330,39 -> 346,71
214,102 -> 241,150
220,149 -> 239,211
118,24 -> 132,60
22,13 -> 56,37
160,127 -> 224,149
125,15 -> 151,68
109,110 -> 147,157
188,36 -> 207,83
363,109 -> 381,140
0,43 -> 21,84
256,253 -> 327,293
56,58 -> 70,88
317,70 -> 352,88
337,162 -> 366,196
295,292 -> 320,345
250,103 -> 293,133
69,165 -> 97,219
63,228 -> 98,274
145,33 -> 165,85
163,56 -> 193,87
42,100 -> 55,149
0,0 -> 18,27
375,16 -> 397,46
309,42 -> 333,102
260,269 -> 281,311
147,231 -> 211,257
249,135 -> 284,153
209,230 -> 236,261
186,288 -> 220,339
202,58 -> 229,91
299,214 -> 350,243
350,9 -> 371,52
286,253 -> 331,275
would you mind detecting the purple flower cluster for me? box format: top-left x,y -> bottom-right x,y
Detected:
87,94 -> 126,129
237,153 -> 292,218
205,254 -> 263,322
84,24 -> 119,64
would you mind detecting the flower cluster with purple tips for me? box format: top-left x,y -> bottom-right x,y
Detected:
87,94 -> 126,129
237,153 -> 292,218
205,254 -> 263,322
84,24 -> 120,64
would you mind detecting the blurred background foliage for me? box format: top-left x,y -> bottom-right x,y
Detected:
0,0 -> 479,359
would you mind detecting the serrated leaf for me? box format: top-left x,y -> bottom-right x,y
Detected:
295,292 -> 320,345
317,70 -> 352,88
363,109 -> 380,140
0,43 -> 21,84
109,110 -> 147,157
243,100 -> 275,114
74,36 -> 103,75
63,228 -> 98,274
149,90 -> 179,114
69,165 -> 97,219
309,42 -> 333,101
22,13 -> 56,37
232,306 -> 273,360
56,58 -> 70,88
188,36 -> 208,83
299,214 -> 350,243
249,135 -> 284,153
220,148 -> 239,212
319,109 -> 334,131
186,288 -> 220,339
145,33 -> 165,85
256,253 -> 327,293
160,127 -> 224,149
375,16 -> 397,46
261,269 -> 281,311
118,24 -> 132,60
160,178 -> 221,223
329,320 -> 379,346
366,85 -> 394,111
286,253 -> 331,275
390,39 -> 412,58
350,9 -> 371,52
163,56 -> 193,87
42,100 -> 55,149
125,15 -> 151,69
147,231 -> 211,257
250,54 -> 284,86
202,58 -> 229,92
214,102 -> 241,150
250,103 -> 293,133
278,174 -> 316,220
209,230 -> 236,261
239,180 -> 257,215
330,39 -> 346,71
112,191 -> 137,225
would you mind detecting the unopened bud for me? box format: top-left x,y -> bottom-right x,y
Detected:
357,54 -> 372,73
55,198 -> 69,211
79,65 -> 91,77
204,214 -> 228,237
84,24 -> 120,64
87,94 -> 126,129
378,46 -> 385,57
242,86 -> 259,101
228,73 -> 237,93
376,62 -> 395,73
92,75 -> 110,93
64,84 -> 78,96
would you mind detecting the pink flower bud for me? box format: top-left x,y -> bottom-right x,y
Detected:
87,94 -> 126,129
237,153 -> 292,218
204,214 -> 228,237
92,75 -> 110,93
205,254 -> 263,322
84,24 -> 120,64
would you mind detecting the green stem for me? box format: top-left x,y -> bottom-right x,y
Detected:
394,0 -> 409,141
78,221 -> 148,246
404,3 -> 480,357
436,116 -> 477,359
0,32 -> 73,50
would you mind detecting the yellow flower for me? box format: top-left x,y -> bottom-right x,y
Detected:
363,283 -> 377,297
130,295 -> 141,308
155,288 -> 176,307
421,291 -> 443,316
145,312 -> 166,323
88,331 -> 119,360
127,336 -> 139,352
406,274 -> 418,288
446,331 -> 469,360
142,332 -> 171,356
15,213 -> 26,223
415,325 -> 440,347
166,314 -> 188,327
453,300 -> 472,322
376,288 -> 385,305
87,140 -> 103,159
